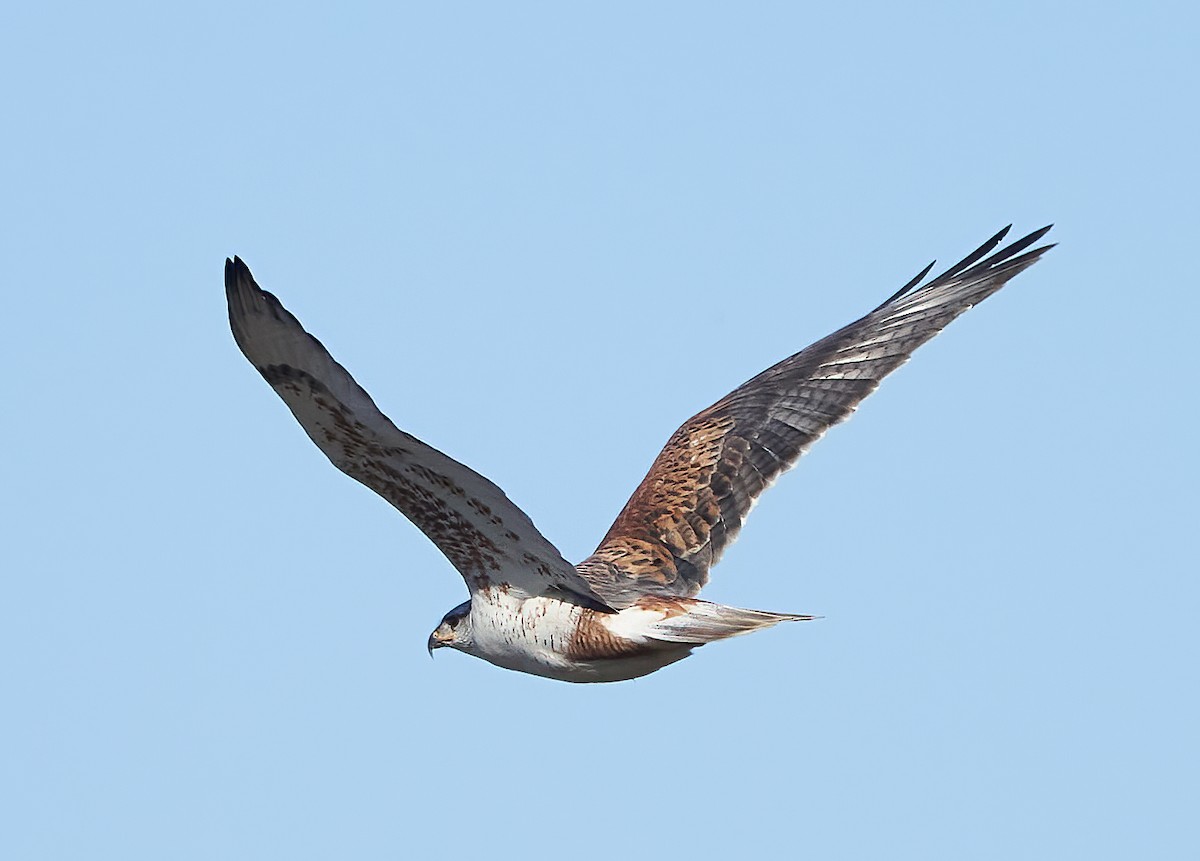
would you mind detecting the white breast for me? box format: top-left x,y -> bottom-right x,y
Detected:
466,590 -> 586,676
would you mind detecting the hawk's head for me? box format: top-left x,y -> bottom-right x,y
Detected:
427,601 -> 472,656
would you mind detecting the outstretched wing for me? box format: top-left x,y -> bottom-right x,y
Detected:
576,225 -> 1054,608
226,258 -> 607,606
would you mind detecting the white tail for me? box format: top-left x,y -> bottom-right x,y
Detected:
648,600 -> 818,645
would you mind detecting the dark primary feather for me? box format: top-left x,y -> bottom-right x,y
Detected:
576,226 -> 1054,608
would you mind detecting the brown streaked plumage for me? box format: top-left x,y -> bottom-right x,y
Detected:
576,224 -> 1054,609
567,610 -> 651,660
227,224 -> 1054,682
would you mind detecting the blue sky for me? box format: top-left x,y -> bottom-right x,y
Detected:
3,2 -> 1197,859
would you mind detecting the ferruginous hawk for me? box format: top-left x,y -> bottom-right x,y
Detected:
226,224 -> 1053,682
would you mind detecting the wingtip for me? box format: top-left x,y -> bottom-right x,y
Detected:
1001,241 -> 1057,272
224,256 -> 264,335
1028,224 -> 1054,244
980,223 -> 1015,253
225,255 -> 256,291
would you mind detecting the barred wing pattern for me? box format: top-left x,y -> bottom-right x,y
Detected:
226,258 -> 607,605
577,226 -> 1053,609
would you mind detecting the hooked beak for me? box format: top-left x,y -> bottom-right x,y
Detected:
428,627 -> 451,658
428,620 -> 455,657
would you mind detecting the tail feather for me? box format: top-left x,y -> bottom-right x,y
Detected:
648,600 -> 817,645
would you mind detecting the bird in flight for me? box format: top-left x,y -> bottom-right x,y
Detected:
226,225 -> 1053,683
